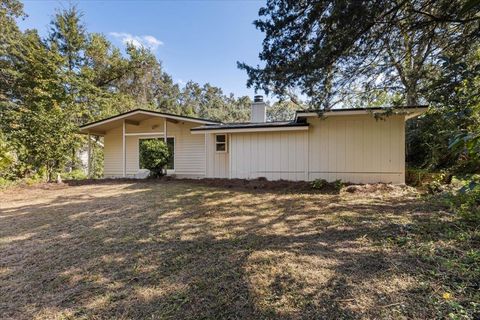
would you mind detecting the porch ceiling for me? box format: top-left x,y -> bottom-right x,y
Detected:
79,113 -> 157,135
79,109 -> 219,135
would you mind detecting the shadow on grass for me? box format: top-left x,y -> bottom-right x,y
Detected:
0,180 -> 455,319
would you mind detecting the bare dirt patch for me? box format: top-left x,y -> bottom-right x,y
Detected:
0,180 -> 476,319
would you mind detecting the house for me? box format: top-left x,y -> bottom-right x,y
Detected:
79,96 -> 427,184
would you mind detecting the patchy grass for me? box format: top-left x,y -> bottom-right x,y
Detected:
0,180 -> 478,319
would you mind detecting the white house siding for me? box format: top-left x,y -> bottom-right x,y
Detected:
307,115 -> 405,184
172,122 -> 206,178
205,133 -> 229,178
103,117 -> 206,178
222,114 -> 405,183
104,113 -> 406,183
104,126 -> 123,177
229,131 -> 307,181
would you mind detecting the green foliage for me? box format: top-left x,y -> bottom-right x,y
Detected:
1,3 -> 276,183
407,46 -> 480,173
446,181 -> 480,223
0,132 -> 14,174
311,179 -> 328,190
267,99 -> 302,121
139,139 -> 170,178
62,169 -> 87,180
311,179 -> 343,192
333,179 -> 343,191
240,0 -> 480,108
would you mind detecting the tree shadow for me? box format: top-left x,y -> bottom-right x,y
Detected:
0,180 -> 446,319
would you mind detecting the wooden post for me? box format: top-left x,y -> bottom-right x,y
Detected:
163,118 -> 167,143
163,118 -> 167,175
122,119 -> 126,177
87,132 -> 91,178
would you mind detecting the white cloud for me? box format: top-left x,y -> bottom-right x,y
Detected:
109,32 -> 163,51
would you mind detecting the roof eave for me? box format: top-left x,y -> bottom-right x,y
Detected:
79,108 -> 220,131
295,106 -> 429,121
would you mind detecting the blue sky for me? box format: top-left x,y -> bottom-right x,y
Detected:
18,0 -> 266,98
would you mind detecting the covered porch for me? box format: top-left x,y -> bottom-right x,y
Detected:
79,109 -> 218,178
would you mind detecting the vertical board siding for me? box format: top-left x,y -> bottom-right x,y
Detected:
308,115 -> 405,184
205,133 -> 229,178
228,115 -> 404,183
230,131 -> 307,181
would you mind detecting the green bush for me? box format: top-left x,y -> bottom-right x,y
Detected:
447,180 -> 480,222
311,179 -> 328,189
139,139 -> 169,178
406,167 -> 446,187
333,179 -> 343,191
311,178 -> 343,192
63,169 -> 87,180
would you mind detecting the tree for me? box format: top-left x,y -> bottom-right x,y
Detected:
267,99 -> 303,122
0,0 -> 25,108
239,0 -> 480,108
0,131 -> 14,176
407,45 -> 480,171
49,6 -> 87,71
0,3 -> 284,182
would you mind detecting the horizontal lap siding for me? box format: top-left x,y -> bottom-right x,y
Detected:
174,122 -> 205,177
308,115 -> 405,184
104,127 -> 122,177
230,131 -> 307,181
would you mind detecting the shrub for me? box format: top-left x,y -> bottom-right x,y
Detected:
333,179 -> 343,191
63,169 -> 87,180
406,167 -> 447,187
311,178 -> 328,189
311,178 -> 343,192
139,139 -> 170,178
447,180 -> 480,223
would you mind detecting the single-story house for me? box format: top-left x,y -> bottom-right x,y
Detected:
79,96 -> 427,184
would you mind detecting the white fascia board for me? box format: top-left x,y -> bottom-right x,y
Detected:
124,132 -> 165,136
296,107 -> 428,120
191,126 -> 309,135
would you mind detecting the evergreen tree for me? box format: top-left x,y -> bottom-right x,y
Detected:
239,0 -> 480,108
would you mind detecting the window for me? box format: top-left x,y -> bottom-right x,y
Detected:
215,134 -> 227,152
139,137 -> 175,170
165,137 -> 175,170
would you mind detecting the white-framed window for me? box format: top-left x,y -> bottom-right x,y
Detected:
139,137 -> 175,170
215,134 -> 227,153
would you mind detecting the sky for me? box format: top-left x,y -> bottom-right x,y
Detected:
18,0 -> 267,99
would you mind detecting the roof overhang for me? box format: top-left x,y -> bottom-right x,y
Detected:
79,109 -> 220,135
295,106 -> 429,121
191,124 -> 309,134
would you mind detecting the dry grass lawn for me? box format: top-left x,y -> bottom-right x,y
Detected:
0,180 -> 477,319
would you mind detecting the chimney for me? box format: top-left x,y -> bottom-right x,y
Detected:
251,95 -> 266,122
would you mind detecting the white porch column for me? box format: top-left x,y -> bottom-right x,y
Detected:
163,118 -> 167,143
122,119 -> 126,177
87,132 -> 91,178
164,118 -> 167,175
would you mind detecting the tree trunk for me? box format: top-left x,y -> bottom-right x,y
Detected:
405,82 -> 419,106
